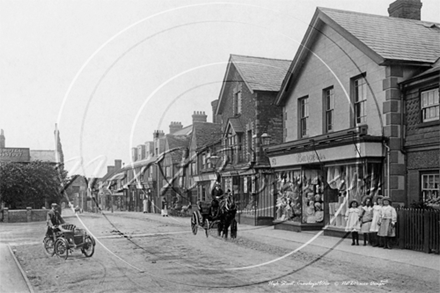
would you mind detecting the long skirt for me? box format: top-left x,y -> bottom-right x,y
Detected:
377,218 -> 395,237
161,206 -> 168,216
360,221 -> 372,234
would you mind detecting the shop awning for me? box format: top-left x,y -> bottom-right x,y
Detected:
193,173 -> 217,182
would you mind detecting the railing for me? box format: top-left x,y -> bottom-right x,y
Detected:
397,208 -> 440,254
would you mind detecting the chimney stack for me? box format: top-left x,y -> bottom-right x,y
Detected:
107,166 -> 115,174
0,129 -> 5,148
115,159 -> 122,170
192,111 -> 207,123
153,130 -> 165,139
169,121 -> 183,134
388,0 -> 422,20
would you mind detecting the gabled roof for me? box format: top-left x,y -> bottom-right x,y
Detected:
172,125 -> 193,136
216,54 -> 291,115
319,7 -> 440,64
225,118 -> 245,134
276,7 -> 440,105
166,134 -> 190,163
192,122 -> 222,151
229,55 -> 291,92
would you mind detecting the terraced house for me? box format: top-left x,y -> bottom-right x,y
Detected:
214,54 -> 291,225
265,0 -> 440,234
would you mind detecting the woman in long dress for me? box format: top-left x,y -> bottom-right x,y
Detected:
377,197 -> 397,249
345,200 -> 362,245
369,196 -> 383,246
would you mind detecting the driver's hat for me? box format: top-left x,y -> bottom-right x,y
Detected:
51,203 -> 58,208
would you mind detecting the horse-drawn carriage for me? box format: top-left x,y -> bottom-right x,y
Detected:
191,196 -> 237,239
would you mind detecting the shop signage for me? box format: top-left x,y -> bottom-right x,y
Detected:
269,142 -> 383,168
0,148 -> 30,163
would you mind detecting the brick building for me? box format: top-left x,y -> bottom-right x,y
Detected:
214,54 -> 290,225
401,63 -> 439,207
265,0 -> 439,233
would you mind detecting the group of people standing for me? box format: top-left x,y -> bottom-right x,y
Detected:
345,196 -> 397,249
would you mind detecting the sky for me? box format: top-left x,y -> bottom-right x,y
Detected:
1,0 -> 439,177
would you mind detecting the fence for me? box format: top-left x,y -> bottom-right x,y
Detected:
397,208 -> 440,254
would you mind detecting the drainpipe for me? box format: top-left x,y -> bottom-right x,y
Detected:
383,141 -> 390,198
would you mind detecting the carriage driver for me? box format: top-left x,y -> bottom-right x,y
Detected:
46,203 -> 65,239
210,182 -> 224,217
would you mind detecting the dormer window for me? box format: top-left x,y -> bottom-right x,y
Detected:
421,88 -> 439,122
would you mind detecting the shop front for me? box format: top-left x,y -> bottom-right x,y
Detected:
266,134 -> 385,233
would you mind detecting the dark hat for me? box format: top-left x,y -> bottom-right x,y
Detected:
349,199 -> 359,207
382,197 -> 392,204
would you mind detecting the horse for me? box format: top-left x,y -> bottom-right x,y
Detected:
217,193 -> 237,239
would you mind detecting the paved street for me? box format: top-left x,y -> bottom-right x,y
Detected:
1,210 -> 439,293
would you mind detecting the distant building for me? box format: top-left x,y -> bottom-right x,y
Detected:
0,129 -> 57,165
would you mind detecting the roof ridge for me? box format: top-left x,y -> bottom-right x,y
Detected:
230,54 -> 292,62
318,6 -> 440,25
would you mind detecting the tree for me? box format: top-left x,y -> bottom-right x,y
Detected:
0,161 -> 66,209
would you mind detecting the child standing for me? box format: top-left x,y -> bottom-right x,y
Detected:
369,196 -> 383,247
360,197 -> 373,246
345,200 -> 362,245
377,197 -> 397,249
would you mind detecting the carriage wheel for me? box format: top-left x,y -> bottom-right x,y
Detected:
231,219 -> 238,239
43,236 -> 55,257
191,212 -> 198,235
204,219 -> 209,238
55,238 -> 69,260
81,236 -> 95,257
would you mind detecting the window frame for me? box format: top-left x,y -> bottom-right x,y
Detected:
421,172 -> 439,202
298,96 -> 309,138
323,86 -> 334,133
351,74 -> 367,126
420,87 -> 440,123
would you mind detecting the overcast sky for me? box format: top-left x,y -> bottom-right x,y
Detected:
1,0 -> 439,177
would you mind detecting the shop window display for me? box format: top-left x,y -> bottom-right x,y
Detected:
275,169 -> 324,224
326,162 -> 382,229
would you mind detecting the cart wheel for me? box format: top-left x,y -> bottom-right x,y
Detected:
43,236 -> 55,257
81,236 -> 95,257
55,238 -> 69,260
204,219 -> 210,238
231,219 -> 238,239
191,212 -> 198,235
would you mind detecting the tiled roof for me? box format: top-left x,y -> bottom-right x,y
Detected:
230,55 -> 291,92
228,118 -> 245,133
30,150 -> 56,163
172,125 -> 193,136
193,122 -> 222,150
166,134 -> 190,163
319,7 -> 440,63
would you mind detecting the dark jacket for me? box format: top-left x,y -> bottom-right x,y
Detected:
47,209 -> 65,227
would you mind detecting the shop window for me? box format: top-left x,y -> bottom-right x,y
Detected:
298,97 -> 309,138
421,88 -> 439,122
352,75 -> 367,125
326,162 -> 382,229
421,173 -> 439,204
274,169 -> 324,224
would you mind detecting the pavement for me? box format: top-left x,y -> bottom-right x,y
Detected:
0,209 -> 438,293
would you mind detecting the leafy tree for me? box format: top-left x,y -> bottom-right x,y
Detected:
0,161 -> 66,209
